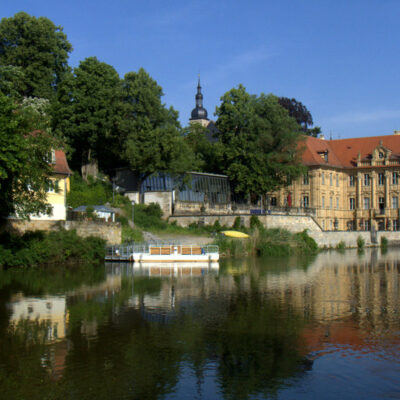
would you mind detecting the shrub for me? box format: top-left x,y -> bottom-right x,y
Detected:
122,226 -> 144,243
232,216 -> 242,230
213,219 -> 222,231
336,241 -> 346,250
250,215 -> 263,230
0,230 -> 106,268
380,236 -> 388,249
357,235 -> 365,250
67,173 -> 112,208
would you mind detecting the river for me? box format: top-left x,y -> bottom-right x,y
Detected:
0,249 -> 399,399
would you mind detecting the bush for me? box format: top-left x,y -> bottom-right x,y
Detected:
357,235 -> 365,250
232,216 -> 242,230
213,219 -> 222,231
336,241 -> 346,250
0,230 -> 106,268
380,236 -> 388,249
250,215 -> 263,230
67,173 -> 112,208
122,226 -> 144,243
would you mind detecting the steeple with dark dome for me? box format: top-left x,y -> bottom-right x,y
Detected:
190,77 -> 208,121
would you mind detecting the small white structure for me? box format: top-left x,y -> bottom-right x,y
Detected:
73,205 -> 115,222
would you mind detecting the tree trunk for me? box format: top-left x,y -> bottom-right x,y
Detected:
81,148 -> 99,181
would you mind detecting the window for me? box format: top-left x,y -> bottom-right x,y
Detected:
364,197 -> 370,210
393,220 -> 399,231
379,197 -> 385,212
349,198 -> 355,210
349,175 -> 355,187
330,173 -> 333,186
393,196 -> 398,209
322,220 -> 325,230
329,196 -> 333,209
364,220 -> 370,231
378,173 -> 384,185
364,174 -> 370,186
270,197 -> 277,206
46,180 -> 59,193
379,152 -> 384,159
321,173 -> 325,185
347,220 -> 355,231
393,172 -> 399,185
45,150 -> 56,164
303,173 -> 309,185
303,196 -> 309,208
330,220 -> 333,230
336,174 -> 339,187
322,196 -> 325,208
336,197 -> 339,209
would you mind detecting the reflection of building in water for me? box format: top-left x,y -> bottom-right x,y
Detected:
250,250 -> 400,336
8,294 -> 67,341
124,263 -> 220,322
8,294 -> 69,381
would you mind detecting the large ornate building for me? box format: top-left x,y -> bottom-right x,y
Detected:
271,133 -> 400,231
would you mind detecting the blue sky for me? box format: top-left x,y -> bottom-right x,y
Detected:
2,0 -> 400,138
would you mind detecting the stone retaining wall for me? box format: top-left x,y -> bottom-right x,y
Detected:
309,230 -> 400,248
6,219 -> 121,245
169,213 -> 322,232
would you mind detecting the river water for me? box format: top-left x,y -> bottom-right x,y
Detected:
0,249 -> 399,399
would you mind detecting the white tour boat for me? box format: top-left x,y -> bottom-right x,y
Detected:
132,243 -> 219,263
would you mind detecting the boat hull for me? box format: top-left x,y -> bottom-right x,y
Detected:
132,253 -> 219,263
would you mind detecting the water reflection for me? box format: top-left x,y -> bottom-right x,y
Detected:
0,250 -> 399,399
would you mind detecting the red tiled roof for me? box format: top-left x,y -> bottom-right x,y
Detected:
301,134 -> 400,169
54,150 -> 72,175
300,136 -> 343,168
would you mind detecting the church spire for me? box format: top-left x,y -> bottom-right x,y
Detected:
190,75 -> 208,121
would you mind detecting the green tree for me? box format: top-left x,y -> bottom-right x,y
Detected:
216,85 -> 305,199
183,123 -> 224,173
0,65 -> 26,100
0,12 -> 72,100
53,57 -> 122,174
0,92 -> 55,223
278,97 -> 321,137
121,68 -> 194,189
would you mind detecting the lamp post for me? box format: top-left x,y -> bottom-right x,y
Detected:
131,200 -> 135,228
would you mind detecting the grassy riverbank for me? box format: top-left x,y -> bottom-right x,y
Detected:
214,226 -> 318,258
0,230 -> 106,268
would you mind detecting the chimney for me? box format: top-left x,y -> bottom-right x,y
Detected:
320,134 -> 325,140
394,130 -> 400,135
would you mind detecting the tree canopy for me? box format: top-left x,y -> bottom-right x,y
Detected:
216,85 -> 305,198
183,123 -> 223,174
278,97 -> 321,137
0,92 -> 55,222
53,57 -> 122,173
0,12 -> 72,100
121,68 -> 195,187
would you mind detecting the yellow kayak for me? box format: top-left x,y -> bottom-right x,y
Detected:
221,230 -> 249,238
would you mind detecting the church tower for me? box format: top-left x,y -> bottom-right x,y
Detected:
190,77 -> 209,127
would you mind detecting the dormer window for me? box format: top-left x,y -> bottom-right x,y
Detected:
318,151 -> 328,162
379,152 -> 384,159
45,150 -> 56,164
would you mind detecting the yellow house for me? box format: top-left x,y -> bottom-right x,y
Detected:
30,149 -> 72,221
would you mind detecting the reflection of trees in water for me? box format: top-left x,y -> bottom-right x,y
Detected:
2,249 -> 399,399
